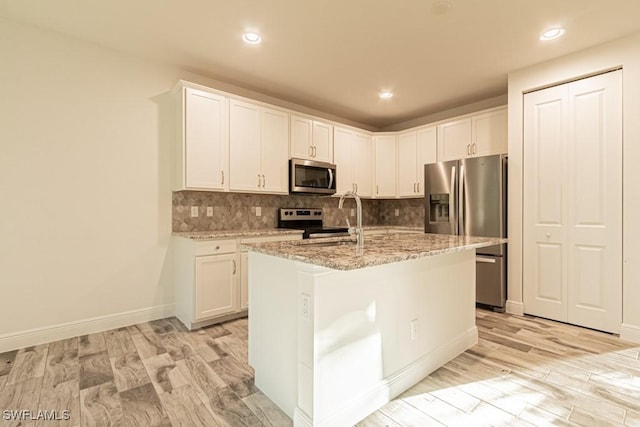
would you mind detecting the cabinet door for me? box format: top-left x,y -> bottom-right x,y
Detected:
290,115 -> 312,159
229,100 -> 261,191
240,251 -> 249,310
397,131 -> 418,197
472,108 -> 507,157
261,108 -> 289,194
437,118 -> 471,162
312,121 -> 333,163
416,126 -> 437,196
184,88 -> 228,190
374,135 -> 397,198
333,127 -> 354,195
352,132 -> 373,197
194,253 -> 238,320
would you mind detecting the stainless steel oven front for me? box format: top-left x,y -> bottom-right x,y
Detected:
289,158 -> 337,195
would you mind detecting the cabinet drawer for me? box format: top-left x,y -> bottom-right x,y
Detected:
194,239 -> 237,256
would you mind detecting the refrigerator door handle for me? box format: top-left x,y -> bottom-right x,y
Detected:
450,166 -> 457,235
459,165 -> 465,236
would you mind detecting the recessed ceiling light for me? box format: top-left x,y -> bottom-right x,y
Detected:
243,32 -> 262,45
540,27 -> 565,41
379,91 -> 393,99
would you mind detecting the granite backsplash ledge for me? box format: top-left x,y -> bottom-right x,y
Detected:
173,191 -> 387,232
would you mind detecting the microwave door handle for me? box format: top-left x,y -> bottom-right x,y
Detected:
328,168 -> 334,189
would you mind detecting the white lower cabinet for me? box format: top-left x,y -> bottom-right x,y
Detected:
195,253 -> 237,320
174,233 -> 302,329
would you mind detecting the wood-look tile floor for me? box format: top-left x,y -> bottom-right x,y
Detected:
1,310 -> 640,426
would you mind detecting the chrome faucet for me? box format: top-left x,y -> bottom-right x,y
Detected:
338,191 -> 364,247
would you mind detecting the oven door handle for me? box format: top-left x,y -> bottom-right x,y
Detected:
327,168 -> 334,190
307,232 -> 351,239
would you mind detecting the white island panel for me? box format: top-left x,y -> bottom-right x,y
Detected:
248,248 -> 477,427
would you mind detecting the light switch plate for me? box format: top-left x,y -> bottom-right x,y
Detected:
190,206 -> 198,217
395,208 -> 400,217
350,208 -> 355,217
206,207 -> 213,217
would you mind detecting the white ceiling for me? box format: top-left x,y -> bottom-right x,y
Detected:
2,0 -> 640,129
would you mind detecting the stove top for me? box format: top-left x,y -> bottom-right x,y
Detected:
278,208 -> 349,239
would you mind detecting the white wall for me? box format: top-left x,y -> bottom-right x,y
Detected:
507,32 -> 640,342
0,18 -> 374,352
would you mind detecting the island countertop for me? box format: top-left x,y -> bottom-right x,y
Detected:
243,232 -> 506,271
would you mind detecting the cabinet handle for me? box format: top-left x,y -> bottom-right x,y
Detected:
377,185 -> 379,195
312,146 -> 317,157
355,183 -> 358,193
472,143 -> 477,154
417,182 -> 420,193
221,171 -> 224,185
413,182 -> 416,192
309,145 -> 313,157
215,245 -> 220,250
352,183 -> 355,192
257,174 -> 261,188
262,174 -> 266,188
467,144 -> 471,155
232,259 -> 236,274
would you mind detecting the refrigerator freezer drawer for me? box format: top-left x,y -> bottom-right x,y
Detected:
476,255 -> 506,308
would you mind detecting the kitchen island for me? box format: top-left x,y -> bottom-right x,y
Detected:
244,232 -> 506,427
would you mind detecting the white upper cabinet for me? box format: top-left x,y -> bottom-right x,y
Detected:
397,126 -> 437,197
352,132 -> 373,197
290,115 -> 333,163
374,135 -> 397,198
437,117 -> 472,162
333,126 -> 373,197
175,86 -> 229,191
333,127 -> 353,195
437,107 -> 507,162
260,108 -> 289,193
471,107 -> 507,157
229,99 -> 289,194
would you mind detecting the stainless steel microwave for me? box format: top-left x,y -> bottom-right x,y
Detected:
289,158 -> 337,195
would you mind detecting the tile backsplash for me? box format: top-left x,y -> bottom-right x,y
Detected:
173,191 -> 424,232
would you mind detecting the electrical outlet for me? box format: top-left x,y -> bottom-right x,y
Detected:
190,206 -> 198,218
301,294 -> 311,320
350,208 -> 355,217
395,208 -> 400,217
410,319 -> 418,341
206,207 -> 213,217
255,206 -> 262,217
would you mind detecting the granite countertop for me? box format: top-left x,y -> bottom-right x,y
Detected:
173,229 -> 304,240
243,232 -> 507,271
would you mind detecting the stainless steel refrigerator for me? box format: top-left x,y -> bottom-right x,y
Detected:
424,154 -> 507,309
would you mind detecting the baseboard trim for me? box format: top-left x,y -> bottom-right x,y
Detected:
0,304 -> 175,352
293,326 -> 478,427
506,300 -> 524,316
621,323 -> 640,344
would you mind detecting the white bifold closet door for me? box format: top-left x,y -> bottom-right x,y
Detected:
523,70 -> 622,333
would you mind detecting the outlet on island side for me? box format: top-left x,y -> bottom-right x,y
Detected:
410,318 -> 418,341
255,206 -> 262,217
190,206 -> 198,217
